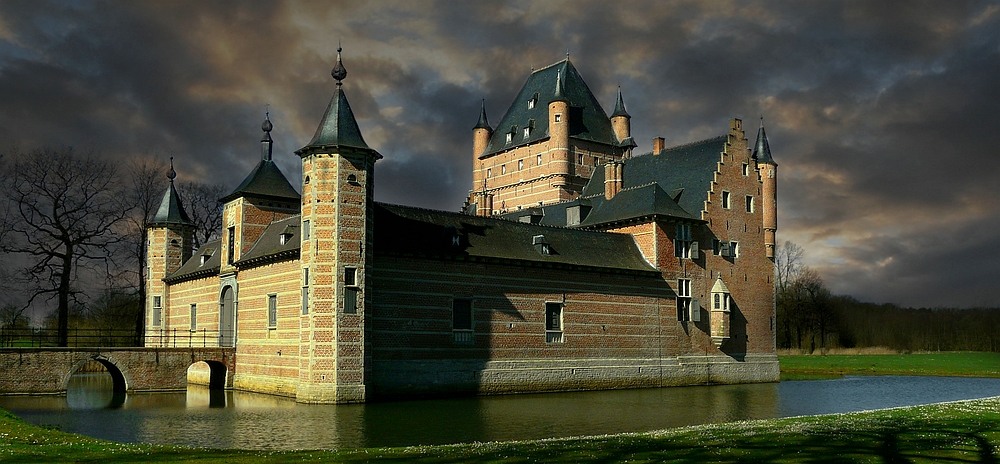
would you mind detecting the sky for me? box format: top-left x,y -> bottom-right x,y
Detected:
1,0 -> 998,308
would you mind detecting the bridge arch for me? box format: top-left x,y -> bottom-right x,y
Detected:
62,355 -> 130,408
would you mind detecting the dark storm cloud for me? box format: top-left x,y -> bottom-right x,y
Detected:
1,0 -> 999,307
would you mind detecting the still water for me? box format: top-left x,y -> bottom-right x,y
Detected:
2,374 -> 999,450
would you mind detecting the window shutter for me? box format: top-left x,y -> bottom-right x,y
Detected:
721,242 -> 731,257
691,298 -> 701,322
690,242 -> 699,259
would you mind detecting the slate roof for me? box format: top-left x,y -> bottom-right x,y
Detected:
165,239 -> 222,283
580,183 -> 697,226
236,215 -> 301,266
151,182 -> 192,226
220,159 -> 301,203
582,136 -> 728,219
375,203 -> 657,273
752,123 -> 776,166
480,59 -> 619,158
297,85 -> 372,154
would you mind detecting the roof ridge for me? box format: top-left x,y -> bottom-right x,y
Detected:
532,57 -> 570,74
659,135 -> 727,154
379,201 -> 636,236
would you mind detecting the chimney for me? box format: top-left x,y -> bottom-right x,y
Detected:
604,161 -> 623,200
653,137 -> 665,155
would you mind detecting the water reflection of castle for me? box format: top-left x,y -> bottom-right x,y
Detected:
146,49 -> 779,403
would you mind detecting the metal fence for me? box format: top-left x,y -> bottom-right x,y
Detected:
0,327 -> 235,348
145,328 -> 235,348
0,327 -> 139,348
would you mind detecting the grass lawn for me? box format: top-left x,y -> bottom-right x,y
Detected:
5,397 -> 1000,463
778,351 -> 1000,380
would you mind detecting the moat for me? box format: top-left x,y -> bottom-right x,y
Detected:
2,375 -> 999,450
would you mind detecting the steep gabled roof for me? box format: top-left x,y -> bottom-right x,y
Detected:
220,159 -> 300,203
236,215 -> 301,266
298,85 -> 371,153
165,239 -> 221,283
480,59 -> 618,158
375,203 -> 657,273
582,136 -> 729,218
580,182 -> 697,226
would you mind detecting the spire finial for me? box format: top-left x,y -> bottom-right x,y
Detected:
331,42 -> 347,85
566,49 -> 570,59
261,104 -> 273,133
760,115 -> 764,128
167,156 -> 176,182
261,107 -> 274,161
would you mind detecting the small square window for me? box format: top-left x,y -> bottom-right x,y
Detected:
721,191 -> 731,209
345,267 -> 357,287
554,114 -> 562,123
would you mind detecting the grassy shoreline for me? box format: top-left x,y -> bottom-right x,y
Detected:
4,352 -> 1000,462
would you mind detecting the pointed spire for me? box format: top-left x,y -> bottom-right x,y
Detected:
152,157 -> 192,226
611,86 -> 630,118
297,45 -> 380,158
752,116 -> 776,165
474,99 -> 491,130
553,66 -> 568,102
260,107 -> 273,161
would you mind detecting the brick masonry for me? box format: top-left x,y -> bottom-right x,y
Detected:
0,347 -> 235,394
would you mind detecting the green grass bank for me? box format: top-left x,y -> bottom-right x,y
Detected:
4,398 -> 1000,463
779,351 -> 1000,380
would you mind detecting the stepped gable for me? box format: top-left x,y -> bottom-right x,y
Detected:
480,59 -> 618,158
165,239 -> 222,283
374,202 -> 657,273
236,215 -> 301,265
582,136 -> 729,217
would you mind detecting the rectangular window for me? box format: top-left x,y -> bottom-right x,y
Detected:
545,302 -> 564,343
537,154 -> 542,165
742,163 -> 749,176
746,195 -> 754,213
721,191 -> 731,209
344,267 -> 356,286
301,268 -> 310,315
487,168 -> 492,178
190,304 -> 197,331
675,224 -> 692,259
577,153 -> 584,164
506,132 -> 512,143
501,164 -> 506,175
302,220 -> 310,240
227,226 -> 235,265
344,288 -> 357,314
453,299 -> 472,331
676,279 -> 697,321
730,241 -> 739,258
523,128 -> 530,139
152,296 -> 162,327
518,159 -> 524,170
712,239 -> 720,255
267,295 -> 277,329
554,114 -> 561,122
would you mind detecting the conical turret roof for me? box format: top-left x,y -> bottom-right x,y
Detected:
151,159 -> 192,226
611,87 -> 630,118
474,100 -> 492,130
222,116 -> 301,203
297,47 -> 377,156
752,119 -> 776,166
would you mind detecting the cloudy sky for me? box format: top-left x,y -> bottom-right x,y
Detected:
1,1 -> 998,308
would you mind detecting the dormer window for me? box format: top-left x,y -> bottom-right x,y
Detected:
506,132 -> 512,143
523,119 -> 535,139
279,225 -> 295,245
528,93 -> 538,109
199,248 -> 214,266
523,127 -> 531,139
532,235 -> 551,255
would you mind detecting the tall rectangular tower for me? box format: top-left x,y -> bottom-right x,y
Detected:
294,49 -> 382,403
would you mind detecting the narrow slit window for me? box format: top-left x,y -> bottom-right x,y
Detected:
267,295 -> 277,329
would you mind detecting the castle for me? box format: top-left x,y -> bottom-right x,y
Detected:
146,50 -> 780,404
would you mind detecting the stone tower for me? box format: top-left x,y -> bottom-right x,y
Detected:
471,101 -> 494,216
753,119 -> 778,259
294,47 -> 382,403
610,87 -> 636,156
146,159 -> 194,338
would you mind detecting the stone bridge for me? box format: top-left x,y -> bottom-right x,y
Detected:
0,347 -> 236,395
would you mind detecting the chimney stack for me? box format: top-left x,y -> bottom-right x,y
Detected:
653,137 -> 665,155
604,161 -> 623,200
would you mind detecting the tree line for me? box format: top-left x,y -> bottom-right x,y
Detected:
0,147 -> 225,346
775,241 -> 1000,353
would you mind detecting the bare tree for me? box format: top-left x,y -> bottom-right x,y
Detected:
122,156 -> 167,344
0,148 -> 132,346
180,181 -> 226,250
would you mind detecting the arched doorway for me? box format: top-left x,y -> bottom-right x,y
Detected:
220,286 -> 235,347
